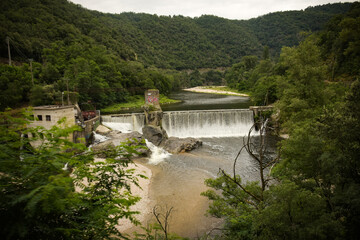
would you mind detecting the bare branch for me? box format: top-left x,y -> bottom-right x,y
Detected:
233,145 -> 246,179
153,205 -> 173,240
220,169 -> 262,203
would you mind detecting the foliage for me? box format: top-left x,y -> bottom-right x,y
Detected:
100,94 -> 180,114
203,8 -> 360,238
0,64 -> 32,110
0,0 -> 351,70
29,84 -> 61,106
251,75 -> 279,105
272,80 -> 360,239
244,3 -> 352,54
225,56 -> 258,91
319,2 -> 360,80
0,0 -> 353,109
0,109 -> 144,239
274,36 -> 327,130
225,55 -> 278,98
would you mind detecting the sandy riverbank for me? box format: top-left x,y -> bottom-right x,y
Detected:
184,86 -> 249,96
74,158 -> 153,233
116,159 -> 153,232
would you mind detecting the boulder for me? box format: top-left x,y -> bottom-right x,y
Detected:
91,140 -> 115,157
95,124 -> 111,134
112,131 -> 150,157
161,137 -> 202,154
92,131 -> 150,157
111,131 -> 144,145
142,125 -> 168,146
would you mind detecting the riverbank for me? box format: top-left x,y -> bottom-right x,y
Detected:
101,95 -> 181,114
184,86 -> 249,96
116,159 -> 153,232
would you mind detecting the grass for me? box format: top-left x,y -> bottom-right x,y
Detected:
100,94 -> 180,114
159,95 -> 181,104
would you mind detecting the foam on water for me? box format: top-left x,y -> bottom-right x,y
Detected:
93,131 -> 109,143
145,140 -> 171,165
102,122 -> 134,133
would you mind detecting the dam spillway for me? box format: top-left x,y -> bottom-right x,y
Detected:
101,109 -> 254,138
101,113 -> 145,133
162,109 -> 254,138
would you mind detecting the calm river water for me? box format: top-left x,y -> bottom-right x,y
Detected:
162,90 -> 252,111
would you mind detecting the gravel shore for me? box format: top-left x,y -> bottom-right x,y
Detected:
183,86 -> 249,96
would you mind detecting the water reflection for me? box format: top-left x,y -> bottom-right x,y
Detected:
162,90 -> 252,111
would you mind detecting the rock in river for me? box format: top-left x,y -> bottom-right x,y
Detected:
142,125 -> 168,146
161,137 -> 202,154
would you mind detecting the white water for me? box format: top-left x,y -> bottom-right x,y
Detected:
102,114 -> 145,133
102,122 -> 134,133
145,140 -> 171,165
93,131 -> 109,143
101,109 -> 254,138
163,109 -> 254,138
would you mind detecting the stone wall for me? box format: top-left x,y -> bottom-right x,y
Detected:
145,89 -> 160,107
74,116 -> 100,145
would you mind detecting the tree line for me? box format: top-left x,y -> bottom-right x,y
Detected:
202,3 -> 360,239
0,0 -> 351,70
0,0 -> 352,110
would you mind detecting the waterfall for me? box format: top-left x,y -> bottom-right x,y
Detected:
101,114 -> 145,133
101,109 -> 254,138
163,109 -> 254,138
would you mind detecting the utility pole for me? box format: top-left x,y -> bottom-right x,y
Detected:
66,78 -> 70,105
29,59 -> 34,85
6,37 -> 11,66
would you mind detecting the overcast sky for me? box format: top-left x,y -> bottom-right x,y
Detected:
69,0 -> 355,20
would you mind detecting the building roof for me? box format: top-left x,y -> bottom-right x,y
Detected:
32,105 -> 74,110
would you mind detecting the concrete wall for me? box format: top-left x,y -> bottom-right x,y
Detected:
28,105 -> 76,146
73,116 -> 100,145
29,105 -> 75,129
28,105 -> 100,146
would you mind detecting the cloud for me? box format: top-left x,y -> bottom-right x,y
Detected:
70,0 -> 355,20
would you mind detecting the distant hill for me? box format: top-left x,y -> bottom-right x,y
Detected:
0,0 -> 352,69
243,3 -> 353,53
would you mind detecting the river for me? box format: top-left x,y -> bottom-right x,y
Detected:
161,90 -> 252,111
102,91 -> 274,238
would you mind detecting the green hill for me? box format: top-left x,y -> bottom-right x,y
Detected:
0,0 -> 352,70
0,0 -> 355,110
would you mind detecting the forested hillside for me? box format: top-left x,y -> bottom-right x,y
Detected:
203,3 -> 360,239
244,3 -> 352,53
0,0 -> 351,69
0,0 -> 353,110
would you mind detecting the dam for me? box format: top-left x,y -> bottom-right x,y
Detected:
101,109 -> 254,138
